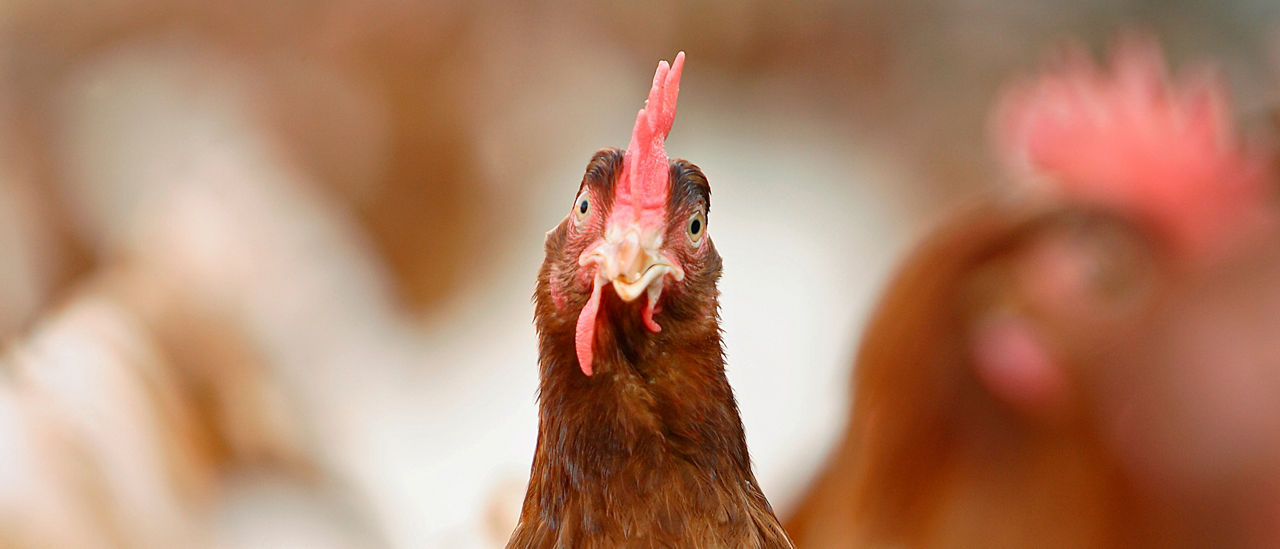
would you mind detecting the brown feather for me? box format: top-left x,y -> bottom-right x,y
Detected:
785,202 -> 1151,548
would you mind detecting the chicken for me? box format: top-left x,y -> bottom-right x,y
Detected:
507,52 -> 792,548
785,38 -> 1280,548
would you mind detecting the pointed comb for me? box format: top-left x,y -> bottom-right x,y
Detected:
621,52 -> 685,213
995,37 -> 1273,260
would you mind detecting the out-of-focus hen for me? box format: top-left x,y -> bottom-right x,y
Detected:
786,38 -> 1280,548
508,53 -> 792,548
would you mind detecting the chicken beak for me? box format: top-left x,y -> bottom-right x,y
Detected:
580,226 -> 685,303
573,226 -> 684,377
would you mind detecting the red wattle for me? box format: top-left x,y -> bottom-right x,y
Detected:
575,279 -> 604,376
641,295 -> 662,333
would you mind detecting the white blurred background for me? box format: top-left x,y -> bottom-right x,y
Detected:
1,1 -> 1278,547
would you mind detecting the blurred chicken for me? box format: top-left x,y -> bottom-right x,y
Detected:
0,289 -> 214,549
508,53 -> 792,548
0,38 -> 405,547
785,38 -> 1280,548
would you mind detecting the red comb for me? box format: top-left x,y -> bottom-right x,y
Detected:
995,37 -> 1272,260
618,52 -> 685,221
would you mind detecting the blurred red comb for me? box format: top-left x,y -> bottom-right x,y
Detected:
620,52 -> 685,215
995,37 -> 1273,260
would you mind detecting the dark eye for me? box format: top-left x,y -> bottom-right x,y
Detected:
573,192 -> 591,225
687,210 -> 706,246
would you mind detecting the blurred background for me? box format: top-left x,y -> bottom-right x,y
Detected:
0,1 -> 1278,547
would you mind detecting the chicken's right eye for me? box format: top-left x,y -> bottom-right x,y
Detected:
573,192 -> 591,225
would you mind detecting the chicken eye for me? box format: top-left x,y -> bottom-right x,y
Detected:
687,210 -> 706,246
573,192 -> 591,225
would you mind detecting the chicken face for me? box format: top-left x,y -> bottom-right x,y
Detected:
543,147 -> 716,378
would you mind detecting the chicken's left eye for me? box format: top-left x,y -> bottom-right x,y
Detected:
573,192 -> 591,225
687,210 -> 706,246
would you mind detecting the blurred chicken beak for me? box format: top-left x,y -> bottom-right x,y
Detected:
580,226 -> 685,303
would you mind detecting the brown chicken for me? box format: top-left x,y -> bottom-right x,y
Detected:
786,38 -> 1280,548
507,53 -> 792,548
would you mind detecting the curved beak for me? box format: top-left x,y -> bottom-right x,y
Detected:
580,226 -> 685,303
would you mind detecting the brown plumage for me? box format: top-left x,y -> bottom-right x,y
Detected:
788,204 -> 1280,549
508,147 -> 791,548
786,38 -> 1280,548
785,203 -> 1152,548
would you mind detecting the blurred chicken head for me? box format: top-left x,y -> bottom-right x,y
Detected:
975,37 -> 1280,544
